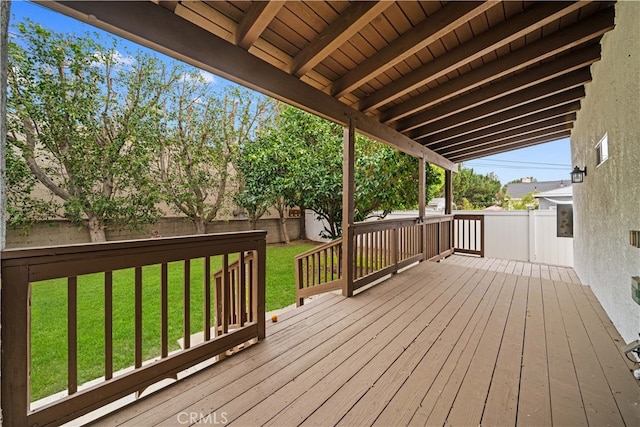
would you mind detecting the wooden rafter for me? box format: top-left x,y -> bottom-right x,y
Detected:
423,95 -> 583,145
359,1 -> 586,112
236,1 -> 285,49
427,104 -> 580,149
331,1 -> 495,98
408,71 -> 591,140
397,46 -> 600,133
450,132 -> 573,162
382,8 -> 614,123
438,118 -> 575,157
289,1 -> 392,77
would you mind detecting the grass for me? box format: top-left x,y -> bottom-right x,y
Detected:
30,241 -> 318,401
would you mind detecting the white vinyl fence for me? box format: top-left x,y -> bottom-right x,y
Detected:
456,210 -> 573,267
306,209 -> 574,267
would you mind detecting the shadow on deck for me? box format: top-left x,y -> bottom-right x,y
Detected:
96,260 -> 639,426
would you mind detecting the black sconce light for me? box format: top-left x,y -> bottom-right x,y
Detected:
571,166 -> 587,184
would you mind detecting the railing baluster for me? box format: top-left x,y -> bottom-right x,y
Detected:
161,263 -> 168,358
105,271 -> 113,380
222,254 -> 229,334
204,257 -> 211,342
239,252 -> 247,326
68,276 -> 78,395
183,260 -> 191,349
135,267 -> 143,368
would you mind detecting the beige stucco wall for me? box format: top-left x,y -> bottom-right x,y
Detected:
571,1 -> 640,343
6,217 -> 301,249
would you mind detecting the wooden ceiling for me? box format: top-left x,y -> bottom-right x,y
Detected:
41,1 -> 615,171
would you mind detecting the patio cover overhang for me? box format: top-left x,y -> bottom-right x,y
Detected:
38,0 -> 615,171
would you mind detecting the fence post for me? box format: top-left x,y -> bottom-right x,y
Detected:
528,209 -> 536,262
1,266 -> 30,426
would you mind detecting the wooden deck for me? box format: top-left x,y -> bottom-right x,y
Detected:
96,260 -> 640,426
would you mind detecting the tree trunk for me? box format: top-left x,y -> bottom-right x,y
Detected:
299,207 -> 306,240
194,217 -> 206,234
87,215 -> 107,243
280,214 -> 290,244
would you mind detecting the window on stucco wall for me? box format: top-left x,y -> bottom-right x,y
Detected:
596,133 -> 609,166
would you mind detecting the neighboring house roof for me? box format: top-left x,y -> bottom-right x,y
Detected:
484,205 -> 504,211
533,185 -> 573,198
505,180 -> 570,198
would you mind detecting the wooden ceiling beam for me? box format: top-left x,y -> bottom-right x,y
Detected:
44,1 -> 456,171
437,117 -> 575,156
430,112 -> 577,152
382,7 -> 614,123
423,96 -> 582,144
449,132 -> 573,162
407,71 -> 590,140
331,1 -> 495,98
360,1 -> 586,113
236,1 -> 286,49
397,45 -> 600,132
289,1 -> 392,77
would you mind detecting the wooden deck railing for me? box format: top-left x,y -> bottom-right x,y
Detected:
294,239 -> 342,306
1,231 -> 266,427
295,215 -> 454,303
453,214 -> 485,257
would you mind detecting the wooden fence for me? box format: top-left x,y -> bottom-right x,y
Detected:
453,214 -> 485,257
1,231 -> 266,426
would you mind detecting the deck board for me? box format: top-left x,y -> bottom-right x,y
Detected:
95,259 -> 639,427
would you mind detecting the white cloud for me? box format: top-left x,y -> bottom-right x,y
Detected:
197,70 -> 216,84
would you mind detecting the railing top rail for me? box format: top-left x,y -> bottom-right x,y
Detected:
352,217 -> 419,233
294,238 -> 342,262
1,231 -> 267,282
423,214 -> 454,224
453,214 -> 485,220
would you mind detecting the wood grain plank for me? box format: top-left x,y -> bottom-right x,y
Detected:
568,283 -> 640,425
540,279 -> 587,425
261,266 -> 481,427
408,270 -> 504,425
517,277 -> 552,426
336,268 -> 498,426
446,273 -> 517,426
553,281 -> 626,425
482,275 -> 529,426
373,269 -> 500,426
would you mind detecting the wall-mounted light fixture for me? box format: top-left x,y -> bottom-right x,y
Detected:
571,166 -> 587,184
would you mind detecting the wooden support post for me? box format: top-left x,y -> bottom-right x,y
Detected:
445,169 -> 453,215
342,116 -> 355,297
419,156 -> 427,260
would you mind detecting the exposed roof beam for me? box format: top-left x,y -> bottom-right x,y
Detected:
397,46 -> 600,132
359,1 -> 586,112
331,1 -> 495,98
45,1 -> 456,171
408,71 -> 591,140
423,95 -> 582,144
438,118 -> 575,157
289,1 -> 392,77
450,132 -> 573,162
427,104 -> 579,149
382,8 -> 614,123
236,1 -> 286,49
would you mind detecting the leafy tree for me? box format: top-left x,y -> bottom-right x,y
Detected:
261,106 -> 442,239
452,165 -> 501,209
6,22 -> 169,241
157,82 -> 275,234
235,121 -> 299,242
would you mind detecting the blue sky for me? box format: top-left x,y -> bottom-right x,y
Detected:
10,1 -> 574,185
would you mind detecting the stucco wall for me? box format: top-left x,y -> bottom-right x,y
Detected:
571,1 -> 640,343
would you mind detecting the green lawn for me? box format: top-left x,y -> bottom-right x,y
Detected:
30,241 -> 318,401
